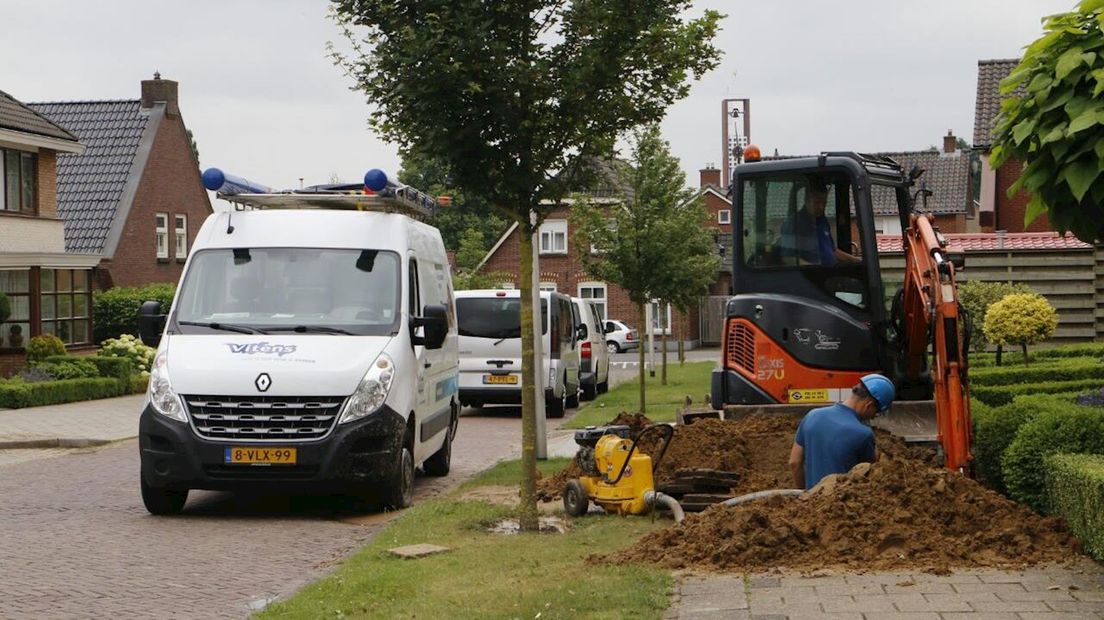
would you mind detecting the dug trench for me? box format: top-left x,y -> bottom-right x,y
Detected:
538,413 -> 1081,573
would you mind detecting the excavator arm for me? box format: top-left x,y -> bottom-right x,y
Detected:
899,213 -> 973,472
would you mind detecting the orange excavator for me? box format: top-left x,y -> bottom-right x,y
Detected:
710,151 -> 972,472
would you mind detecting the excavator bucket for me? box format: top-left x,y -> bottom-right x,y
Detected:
722,401 -> 940,445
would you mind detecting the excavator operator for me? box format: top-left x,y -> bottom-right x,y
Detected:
780,177 -> 860,266
788,373 -> 896,489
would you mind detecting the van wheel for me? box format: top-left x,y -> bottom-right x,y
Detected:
597,379 -> 609,395
424,403 -> 458,477
582,383 -> 597,401
546,392 -> 566,419
566,384 -> 580,409
382,444 -> 415,509
141,477 -> 188,516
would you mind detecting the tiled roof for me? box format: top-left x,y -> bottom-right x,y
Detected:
0,89 -> 79,142
870,150 -> 970,216
27,100 -> 152,254
877,232 -> 1091,253
973,59 -> 1020,148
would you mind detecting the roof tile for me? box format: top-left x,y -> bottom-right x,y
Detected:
0,89 -> 79,142
877,232 -> 1091,253
973,59 -> 1021,148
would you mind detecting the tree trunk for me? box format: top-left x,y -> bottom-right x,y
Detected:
677,313 -> 685,366
661,303 -> 668,386
517,226 -> 538,532
995,344 -> 1003,367
638,302 -> 647,414
1021,341 -> 1029,364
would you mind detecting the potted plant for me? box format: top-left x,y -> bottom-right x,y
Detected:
8,324 -> 22,348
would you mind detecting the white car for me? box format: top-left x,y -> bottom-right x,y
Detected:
604,319 -> 640,354
572,297 -> 610,400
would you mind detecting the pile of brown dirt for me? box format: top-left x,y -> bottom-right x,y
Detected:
608,457 -> 1077,573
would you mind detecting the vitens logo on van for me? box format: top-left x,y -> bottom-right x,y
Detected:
225,342 -> 298,357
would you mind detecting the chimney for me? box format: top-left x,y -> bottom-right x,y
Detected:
943,130 -> 956,154
141,72 -> 179,116
699,165 -> 721,189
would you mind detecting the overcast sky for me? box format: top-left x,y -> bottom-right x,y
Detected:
3,0 -> 1072,202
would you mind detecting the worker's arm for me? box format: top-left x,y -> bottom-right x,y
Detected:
834,247 -> 861,263
788,442 -> 805,489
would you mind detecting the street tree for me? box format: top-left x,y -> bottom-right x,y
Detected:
330,0 -> 723,530
991,0 -> 1104,243
399,152 -> 507,253
572,125 -> 718,405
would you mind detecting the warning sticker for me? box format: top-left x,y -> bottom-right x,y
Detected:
787,389 -> 831,403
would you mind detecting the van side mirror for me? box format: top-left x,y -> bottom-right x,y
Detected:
138,301 -> 166,348
577,323 -> 588,341
413,304 -> 448,350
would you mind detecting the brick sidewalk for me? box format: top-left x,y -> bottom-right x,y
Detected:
666,562 -> 1104,619
0,394 -> 144,448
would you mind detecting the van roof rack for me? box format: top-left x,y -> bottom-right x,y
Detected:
203,168 -> 441,219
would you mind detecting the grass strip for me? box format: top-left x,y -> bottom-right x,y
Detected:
567,361 -> 714,428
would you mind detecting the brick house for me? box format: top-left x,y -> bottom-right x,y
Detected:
869,134 -> 974,235
29,74 -> 213,289
0,88 -> 100,371
972,58 -> 1051,233
477,176 -> 732,350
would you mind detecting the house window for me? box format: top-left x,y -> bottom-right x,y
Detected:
578,282 -> 607,321
539,220 -> 568,254
718,209 -> 731,225
650,300 -> 672,335
1,149 -> 36,214
156,213 -> 168,259
539,282 -> 557,292
40,269 -> 92,346
174,214 -> 188,259
0,270 -> 31,349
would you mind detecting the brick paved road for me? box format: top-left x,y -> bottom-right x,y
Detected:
0,406 -> 562,619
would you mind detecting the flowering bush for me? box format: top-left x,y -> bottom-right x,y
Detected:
26,335 -> 66,363
99,334 -> 156,374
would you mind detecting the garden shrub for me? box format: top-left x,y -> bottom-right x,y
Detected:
0,377 -> 124,409
1045,453 -> 1104,561
99,334 -> 155,374
958,281 -> 1033,352
971,394 -> 1069,493
42,355 -> 133,391
1002,404 -> 1104,511
30,358 -> 100,381
93,283 -> 175,344
971,378 -> 1103,407
968,358 -> 1103,386
982,292 -> 1059,363
25,335 -> 67,363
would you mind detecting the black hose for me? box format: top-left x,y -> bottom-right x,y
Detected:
605,424 -> 674,486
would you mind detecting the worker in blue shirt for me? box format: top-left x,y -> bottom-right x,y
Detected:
788,374 -> 896,489
780,179 -> 860,266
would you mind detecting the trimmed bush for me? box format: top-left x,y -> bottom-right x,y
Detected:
969,359 -> 1104,386
972,394 -> 1069,493
29,358 -> 100,381
93,283 -> 176,344
1002,404 -> 1104,511
25,335 -> 67,363
971,378 -> 1103,407
982,292 -> 1059,364
43,355 -> 133,390
1045,453 -> 1104,560
0,377 -> 124,409
98,334 -> 155,374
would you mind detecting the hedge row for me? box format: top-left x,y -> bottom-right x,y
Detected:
969,359 -> 1104,386
43,355 -> 133,389
971,378 -> 1104,407
93,283 -> 176,345
968,342 -> 1104,367
971,394 -> 1070,494
1003,404 -> 1104,512
1045,453 -> 1104,561
0,377 -> 124,409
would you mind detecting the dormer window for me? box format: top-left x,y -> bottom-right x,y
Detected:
0,149 -> 36,215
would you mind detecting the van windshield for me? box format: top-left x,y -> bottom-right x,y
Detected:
457,298 -> 547,338
172,248 -> 401,336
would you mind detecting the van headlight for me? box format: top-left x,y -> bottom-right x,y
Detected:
340,353 -> 395,424
149,351 -> 186,422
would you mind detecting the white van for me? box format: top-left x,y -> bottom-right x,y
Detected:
455,289 -> 580,417
571,297 -> 610,400
136,207 -> 458,515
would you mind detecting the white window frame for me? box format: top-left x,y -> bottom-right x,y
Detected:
539,220 -> 568,254
155,213 -> 168,259
718,209 -> 731,225
539,282 -> 557,292
649,299 -> 672,336
578,282 -> 608,321
174,214 -> 188,259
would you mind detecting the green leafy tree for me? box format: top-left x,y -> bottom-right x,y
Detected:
991,0 -> 1104,243
453,227 -> 508,290
958,281 -> 1033,352
982,292 -> 1059,364
398,152 -> 507,252
572,125 -> 719,403
330,0 -> 723,530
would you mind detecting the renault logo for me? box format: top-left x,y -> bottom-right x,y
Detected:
255,373 -> 272,392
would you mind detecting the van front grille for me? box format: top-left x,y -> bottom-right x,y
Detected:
184,395 -> 345,441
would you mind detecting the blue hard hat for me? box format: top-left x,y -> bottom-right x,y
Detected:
859,373 -> 895,412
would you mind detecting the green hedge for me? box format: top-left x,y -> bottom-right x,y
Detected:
1045,453 -> 1104,560
93,283 -> 176,345
971,378 -> 1104,407
31,358 -> 100,380
969,359 -> 1104,387
1002,404 -> 1104,512
0,377 -> 124,409
43,355 -> 133,390
971,394 -> 1071,493
969,342 -> 1104,367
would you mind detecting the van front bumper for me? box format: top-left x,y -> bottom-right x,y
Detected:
139,403 -> 405,493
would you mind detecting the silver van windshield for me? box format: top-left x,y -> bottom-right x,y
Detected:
457,298 -> 548,338
173,248 -> 401,336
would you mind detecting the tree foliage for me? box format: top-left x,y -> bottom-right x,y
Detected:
958,281 -> 1033,352
330,0 -> 723,530
571,125 -> 719,407
398,152 -> 507,253
982,292 -> 1059,361
991,0 -> 1104,243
